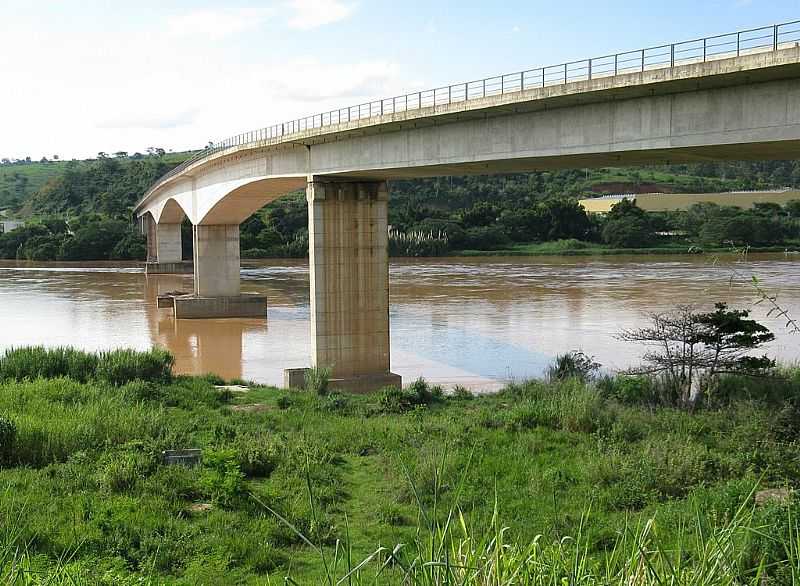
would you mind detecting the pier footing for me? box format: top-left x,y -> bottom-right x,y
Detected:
145,261 -> 194,275
157,294 -> 267,319
284,368 -> 402,393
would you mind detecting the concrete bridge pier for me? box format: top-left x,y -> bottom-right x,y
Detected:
285,178 -> 401,393
143,218 -> 192,275
163,224 -> 267,319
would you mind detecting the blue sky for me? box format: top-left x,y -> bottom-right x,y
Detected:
1,0 -> 798,160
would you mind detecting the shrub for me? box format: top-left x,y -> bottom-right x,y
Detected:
200,448 -> 244,507
378,386 -> 413,414
304,366 -> 331,396
451,385 -> 474,400
320,392 -> 350,414
408,377 -> 443,404
0,416 -> 16,464
200,373 -> 226,386
503,380 -> 603,433
97,445 -> 157,493
233,433 -> 280,478
389,228 -> 450,256
597,374 -> 655,405
96,348 -> 174,385
378,379 -> 443,414
546,351 -> 600,382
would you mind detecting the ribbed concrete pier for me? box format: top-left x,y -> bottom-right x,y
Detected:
287,178 -> 401,392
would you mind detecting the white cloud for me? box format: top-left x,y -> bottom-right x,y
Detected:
166,8 -> 273,40
258,59 -> 399,102
286,0 -> 355,30
0,2 -> 411,160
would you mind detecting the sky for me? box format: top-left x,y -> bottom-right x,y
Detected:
1,0 -> 799,161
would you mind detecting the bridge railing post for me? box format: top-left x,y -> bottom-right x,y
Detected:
774,24 -> 779,50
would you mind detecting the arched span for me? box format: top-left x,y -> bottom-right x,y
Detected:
197,176 -> 307,225
153,197 -> 190,224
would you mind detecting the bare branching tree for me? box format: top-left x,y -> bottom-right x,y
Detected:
618,303 -> 775,408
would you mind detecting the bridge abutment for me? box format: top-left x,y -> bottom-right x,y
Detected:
289,178 -> 400,393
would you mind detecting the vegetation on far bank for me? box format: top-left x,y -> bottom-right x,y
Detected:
2,157 -> 800,261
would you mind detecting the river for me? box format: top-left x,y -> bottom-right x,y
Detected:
0,254 -> 797,390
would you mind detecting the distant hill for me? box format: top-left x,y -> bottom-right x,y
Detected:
0,152 -> 193,215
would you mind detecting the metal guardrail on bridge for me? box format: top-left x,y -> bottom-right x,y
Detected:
141,19 -> 800,203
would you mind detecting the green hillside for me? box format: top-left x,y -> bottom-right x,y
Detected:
0,151 -> 193,213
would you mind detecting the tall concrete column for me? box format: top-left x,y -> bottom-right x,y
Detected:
302,178 -> 401,392
144,215 -> 157,263
192,224 -> 241,297
155,224 -> 182,263
144,219 -> 192,275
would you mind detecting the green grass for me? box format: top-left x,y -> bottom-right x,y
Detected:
0,349 -> 799,583
0,346 -> 174,385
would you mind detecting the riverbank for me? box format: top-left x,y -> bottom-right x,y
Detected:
1,348 -> 798,583
450,239 -> 800,257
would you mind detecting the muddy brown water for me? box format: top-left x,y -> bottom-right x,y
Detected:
0,254 -> 797,390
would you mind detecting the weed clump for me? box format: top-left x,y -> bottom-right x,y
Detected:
304,365 -> 331,395
0,416 -> 16,464
200,448 -> 244,507
378,378 -> 443,413
96,348 -> 174,386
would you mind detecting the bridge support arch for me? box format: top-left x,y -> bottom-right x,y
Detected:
285,177 -> 401,392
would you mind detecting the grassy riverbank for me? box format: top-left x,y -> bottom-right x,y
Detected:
1,348 -> 799,583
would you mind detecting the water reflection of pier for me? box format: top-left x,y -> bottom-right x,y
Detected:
143,275 -> 265,381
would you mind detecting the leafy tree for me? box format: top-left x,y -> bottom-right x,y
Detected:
602,199 -> 653,248
785,199 -> 800,218
459,202 -> 499,228
619,303 -> 775,407
538,199 -> 591,241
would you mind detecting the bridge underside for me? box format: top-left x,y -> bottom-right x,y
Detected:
135,47 -> 800,392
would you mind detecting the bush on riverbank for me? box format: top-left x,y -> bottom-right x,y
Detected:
0,346 -> 173,385
0,347 -> 798,582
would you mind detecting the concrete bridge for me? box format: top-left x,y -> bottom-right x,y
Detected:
135,21 -> 800,391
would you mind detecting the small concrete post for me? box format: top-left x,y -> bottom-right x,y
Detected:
300,178 -> 401,392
